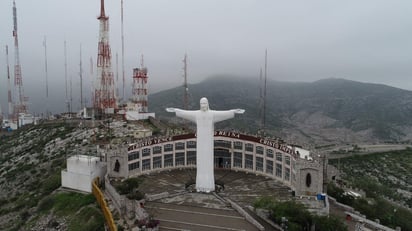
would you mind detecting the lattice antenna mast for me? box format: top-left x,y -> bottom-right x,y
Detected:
64,40 -> 69,114
262,49 -> 268,136
121,0 -> 125,100
95,0 -> 117,111
183,53 -> 189,110
90,56 -> 94,107
6,46 -> 13,119
13,0 -> 28,118
79,44 -> 83,109
132,54 -> 148,112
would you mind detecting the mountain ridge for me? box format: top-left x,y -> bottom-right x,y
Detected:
149,76 -> 412,145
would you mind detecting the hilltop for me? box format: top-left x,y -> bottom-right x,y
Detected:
150,77 -> 412,146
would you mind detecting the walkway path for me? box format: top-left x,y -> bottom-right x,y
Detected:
145,201 -> 258,231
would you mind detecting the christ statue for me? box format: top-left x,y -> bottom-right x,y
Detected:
166,97 -> 245,192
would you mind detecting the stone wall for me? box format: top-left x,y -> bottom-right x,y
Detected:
294,159 -> 323,196
105,175 -> 126,214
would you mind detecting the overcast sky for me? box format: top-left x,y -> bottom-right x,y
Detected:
0,0 -> 411,114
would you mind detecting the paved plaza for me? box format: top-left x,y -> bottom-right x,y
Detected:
137,169 -> 292,230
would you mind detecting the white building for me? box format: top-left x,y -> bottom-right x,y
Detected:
61,155 -> 107,193
18,113 -> 36,127
119,102 -> 155,121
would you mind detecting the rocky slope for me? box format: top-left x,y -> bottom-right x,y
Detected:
0,122 -> 104,231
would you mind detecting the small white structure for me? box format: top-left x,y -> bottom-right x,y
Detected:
18,113 -> 36,127
294,147 -> 313,161
121,102 -> 155,121
61,155 -> 107,193
77,107 -> 93,119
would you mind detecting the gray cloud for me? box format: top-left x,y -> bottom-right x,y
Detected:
0,0 -> 412,114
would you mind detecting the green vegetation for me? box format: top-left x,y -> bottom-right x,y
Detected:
68,206 -> 104,231
41,173 -> 61,195
36,192 -> 104,230
38,192 -> 96,215
253,197 -> 347,231
329,149 -> 412,230
113,177 -> 145,200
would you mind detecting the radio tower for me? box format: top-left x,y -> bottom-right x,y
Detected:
94,0 -> 117,111
121,0 -> 125,101
183,53 -> 189,110
6,46 -> 13,120
12,0 -> 28,120
132,55 -> 148,112
262,49 -> 268,136
79,44 -> 84,109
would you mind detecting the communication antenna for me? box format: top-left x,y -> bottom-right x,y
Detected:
70,75 -> 73,114
12,0 -> 28,122
262,49 -> 268,136
6,46 -> 13,119
183,53 -> 189,110
43,36 -> 49,118
64,41 -> 69,115
43,36 -> 49,98
79,44 -> 83,109
259,67 -> 263,134
116,52 -> 119,101
121,0 -> 125,100
90,56 -> 94,107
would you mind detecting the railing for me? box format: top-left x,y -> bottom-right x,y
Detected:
92,178 -> 117,231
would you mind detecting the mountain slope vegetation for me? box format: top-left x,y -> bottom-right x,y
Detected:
149,77 -> 412,145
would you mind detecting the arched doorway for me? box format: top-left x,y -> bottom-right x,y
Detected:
214,148 -> 231,168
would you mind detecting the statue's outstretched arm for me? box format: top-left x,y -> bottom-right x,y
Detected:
212,109 -> 245,123
231,109 -> 245,114
166,108 -> 197,122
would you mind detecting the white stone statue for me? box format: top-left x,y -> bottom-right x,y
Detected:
166,97 -> 245,192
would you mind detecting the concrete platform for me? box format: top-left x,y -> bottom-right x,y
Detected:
137,169 -> 292,231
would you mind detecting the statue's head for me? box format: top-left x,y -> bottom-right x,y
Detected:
200,97 -> 209,111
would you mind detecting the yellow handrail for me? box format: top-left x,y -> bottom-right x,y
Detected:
92,178 -> 117,231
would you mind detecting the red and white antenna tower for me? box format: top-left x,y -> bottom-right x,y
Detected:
132,55 -> 148,112
12,0 -> 28,120
94,0 -> 117,111
6,46 -> 13,120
